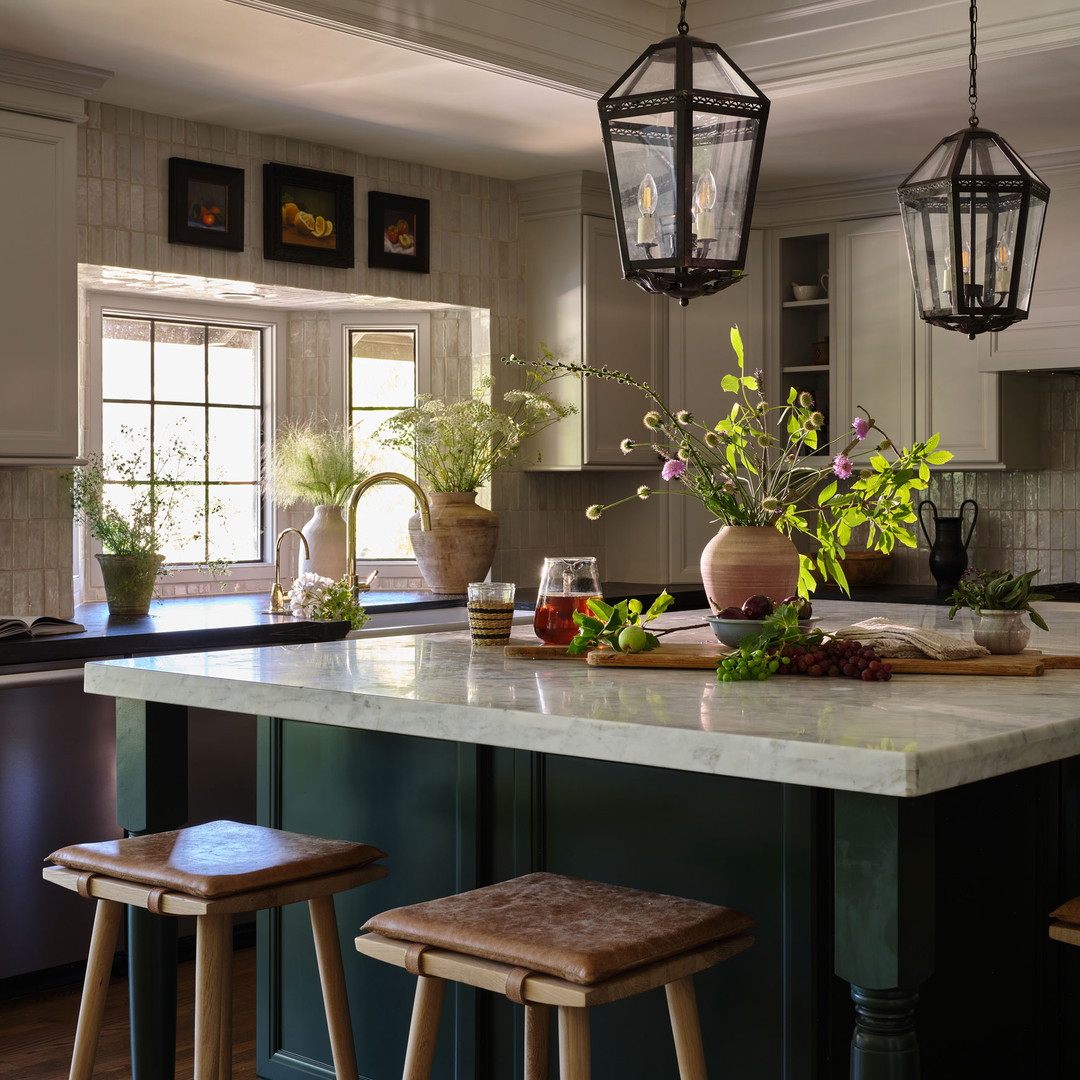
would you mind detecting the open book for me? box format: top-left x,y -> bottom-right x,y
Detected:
0,615 -> 87,640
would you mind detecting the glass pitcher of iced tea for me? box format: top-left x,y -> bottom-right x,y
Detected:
533,557 -> 602,645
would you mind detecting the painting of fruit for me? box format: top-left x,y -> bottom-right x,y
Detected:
168,158 -> 245,251
263,163 -> 354,268
367,190 -> 428,274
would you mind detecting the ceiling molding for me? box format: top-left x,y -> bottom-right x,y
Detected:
0,48 -> 113,121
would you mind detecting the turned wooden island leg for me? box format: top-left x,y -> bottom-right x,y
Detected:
833,791 -> 935,1080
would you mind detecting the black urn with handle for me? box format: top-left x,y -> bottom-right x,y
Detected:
918,499 -> 978,596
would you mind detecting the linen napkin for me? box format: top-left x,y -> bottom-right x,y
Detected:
830,617 -> 989,660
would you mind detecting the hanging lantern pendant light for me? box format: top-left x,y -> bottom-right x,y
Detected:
897,1 -> 1049,339
597,0 -> 770,305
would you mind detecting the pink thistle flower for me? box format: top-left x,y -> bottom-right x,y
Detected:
852,416 -> 870,440
832,454 -> 853,480
661,459 -> 687,481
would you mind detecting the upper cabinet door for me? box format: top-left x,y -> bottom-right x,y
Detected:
0,110 -> 78,461
834,216 -> 915,450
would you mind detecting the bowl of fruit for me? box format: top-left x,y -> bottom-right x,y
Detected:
706,594 -> 816,648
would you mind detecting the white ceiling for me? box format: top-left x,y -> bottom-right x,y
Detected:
0,0 -> 1079,196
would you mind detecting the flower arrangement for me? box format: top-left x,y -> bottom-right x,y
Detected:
506,327 -> 952,595
287,572 -> 371,630
375,363 -> 576,493
947,568 -> 1051,631
67,431 -> 224,566
267,416 -> 374,508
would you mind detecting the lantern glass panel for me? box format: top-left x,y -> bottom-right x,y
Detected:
691,44 -> 757,96
609,110 -> 676,265
900,193 -> 949,315
692,113 -> 759,262
1016,195 -> 1047,308
608,45 -> 676,98
906,141 -> 954,185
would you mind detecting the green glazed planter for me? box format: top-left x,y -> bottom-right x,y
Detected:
95,553 -> 165,616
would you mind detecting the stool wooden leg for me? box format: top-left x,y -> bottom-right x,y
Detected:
69,898 -> 124,1080
665,975 -> 708,1080
218,922 -> 233,1080
308,895 -> 359,1080
524,1003 -> 551,1080
402,975 -> 446,1080
556,1006 -> 590,1080
194,913 -> 230,1080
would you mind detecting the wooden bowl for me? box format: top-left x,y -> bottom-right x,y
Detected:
830,550 -> 893,587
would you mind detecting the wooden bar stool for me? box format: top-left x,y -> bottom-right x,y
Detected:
355,871 -> 754,1080
44,819 -> 387,1080
1049,895 -> 1080,947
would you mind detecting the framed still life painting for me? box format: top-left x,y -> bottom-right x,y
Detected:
263,162 -> 355,268
368,190 -> 430,274
167,157 -> 245,251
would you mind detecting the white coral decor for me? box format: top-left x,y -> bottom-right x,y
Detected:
288,571 -> 334,619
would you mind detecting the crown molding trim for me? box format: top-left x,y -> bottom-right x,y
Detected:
0,48 -> 112,122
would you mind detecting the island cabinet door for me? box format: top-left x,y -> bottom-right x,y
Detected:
488,748 -> 839,1080
256,718 -> 487,1080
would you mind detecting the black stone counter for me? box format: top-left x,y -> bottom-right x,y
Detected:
0,590 -> 467,668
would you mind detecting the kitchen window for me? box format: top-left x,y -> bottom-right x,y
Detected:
342,318 -> 430,561
86,295 -> 281,592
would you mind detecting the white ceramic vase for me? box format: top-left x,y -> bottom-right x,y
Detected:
973,609 -> 1031,654
299,504 -> 348,580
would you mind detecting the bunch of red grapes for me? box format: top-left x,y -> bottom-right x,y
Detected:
772,638 -> 893,681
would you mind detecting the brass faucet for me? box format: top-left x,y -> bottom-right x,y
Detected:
267,527 -> 310,614
346,472 -> 431,595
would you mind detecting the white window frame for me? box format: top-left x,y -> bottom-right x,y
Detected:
329,311 -> 431,576
82,293 -> 285,600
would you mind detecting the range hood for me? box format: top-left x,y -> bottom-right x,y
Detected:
979,285 -> 1080,372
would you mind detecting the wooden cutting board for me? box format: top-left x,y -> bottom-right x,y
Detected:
502,643 -> 1080,676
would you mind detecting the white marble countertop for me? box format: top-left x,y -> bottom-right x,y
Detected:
83,600 -> 1080,798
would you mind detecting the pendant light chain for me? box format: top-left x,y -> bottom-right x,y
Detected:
678,0 -> 689,36
968,0 -> 979,127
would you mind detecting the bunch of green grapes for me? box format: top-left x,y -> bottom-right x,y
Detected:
717,647 -> 787,682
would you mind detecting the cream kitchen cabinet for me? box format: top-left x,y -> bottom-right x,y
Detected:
517,172 -> 665,470
781,213 -> 1041,470
0,108 -> 78,462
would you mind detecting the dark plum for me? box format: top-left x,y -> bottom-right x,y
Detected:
716,606 -> 748,619
741,594 -> 774,620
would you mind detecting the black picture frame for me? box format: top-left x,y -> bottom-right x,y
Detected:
263,163 -> 354,268
167,157 -> 245,251
367,191 -> 430,274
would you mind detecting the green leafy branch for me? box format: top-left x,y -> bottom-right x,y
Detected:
566,590 -> 675,655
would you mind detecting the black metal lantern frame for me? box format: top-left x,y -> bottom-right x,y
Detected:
897,2 -> 1049,338
598,3 -> 769,305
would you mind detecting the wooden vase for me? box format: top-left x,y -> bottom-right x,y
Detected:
409,491 -> 498,594
299,504 -> 348,580
700,525 -> 800,614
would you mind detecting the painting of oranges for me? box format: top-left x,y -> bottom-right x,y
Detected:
263,163 -> 353,268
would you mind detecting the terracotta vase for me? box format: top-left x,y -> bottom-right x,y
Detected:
973,609 -> 1031,654
299,504 -> 348,580
409,491 -> 498,594
96,553 -> 165,616
700,525 -> 800,614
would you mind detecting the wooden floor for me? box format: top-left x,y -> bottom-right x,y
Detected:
0,947 -> 257,1080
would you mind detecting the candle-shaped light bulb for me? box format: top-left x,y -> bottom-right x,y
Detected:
636,173 -> 658,247
995,241 -> 1012,292
693,169 -> 718,240
961,244 -> 971,280
942,249 -> 952,294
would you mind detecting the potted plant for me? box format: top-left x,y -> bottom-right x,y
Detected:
266,417 -> 373,579
947,568 -> 1051,653
67,434 -> 223,615
506,327 -> 952,611
374,368 -> 575,592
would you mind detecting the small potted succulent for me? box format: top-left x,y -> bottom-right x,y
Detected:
946,568 -> 1051,653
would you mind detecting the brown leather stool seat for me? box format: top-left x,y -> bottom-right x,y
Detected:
355,871 -> 754,1080
44,819 -> 386,1080
1049,895 -> 1080,947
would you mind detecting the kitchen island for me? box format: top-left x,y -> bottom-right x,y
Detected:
84,600 -> 1080,1080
